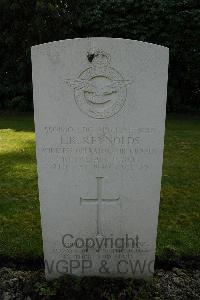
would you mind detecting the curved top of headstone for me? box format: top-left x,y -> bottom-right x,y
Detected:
32,37 -> 168,52
31,37 -> 168,120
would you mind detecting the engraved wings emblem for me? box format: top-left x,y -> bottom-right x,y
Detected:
66,79 -> 132,104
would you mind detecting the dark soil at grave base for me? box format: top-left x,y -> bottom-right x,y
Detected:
0,265 -> 200,300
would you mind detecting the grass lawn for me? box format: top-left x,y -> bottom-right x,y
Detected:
0,114 -> 199,261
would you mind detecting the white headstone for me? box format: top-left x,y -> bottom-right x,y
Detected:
31,37 -> 169,279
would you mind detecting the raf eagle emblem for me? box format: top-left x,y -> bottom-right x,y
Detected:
66,50 -> 133,119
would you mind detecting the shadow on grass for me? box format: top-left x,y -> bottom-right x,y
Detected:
0,139 -> 37,185
0,115 -> 35,132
